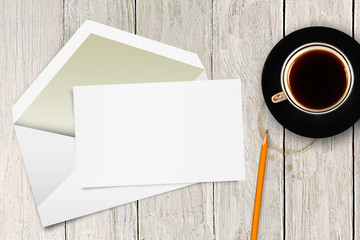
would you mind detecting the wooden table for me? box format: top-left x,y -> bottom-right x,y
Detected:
0,0 -> 358,239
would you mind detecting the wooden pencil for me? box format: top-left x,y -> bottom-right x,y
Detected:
250,131 -> 269,240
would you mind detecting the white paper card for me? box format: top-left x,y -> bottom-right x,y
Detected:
74,79 -> 245,188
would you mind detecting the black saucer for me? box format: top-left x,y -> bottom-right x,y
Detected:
262,27 -> 360,138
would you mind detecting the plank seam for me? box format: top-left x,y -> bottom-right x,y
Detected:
211,0 -> 214,81
135,2 -> 139,239
134,0 -> 137,35
282,1 -> 286,240
352,0 -> 355,38
212,182 -> 216,240
211,0 -> 216,239
64,221 -> 67,240
136,201 -> 140,240
352,1 -> 355,239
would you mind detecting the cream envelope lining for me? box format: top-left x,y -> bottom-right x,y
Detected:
14,34 -> 203,137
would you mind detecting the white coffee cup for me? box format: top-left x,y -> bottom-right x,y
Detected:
271,43 -> 353,114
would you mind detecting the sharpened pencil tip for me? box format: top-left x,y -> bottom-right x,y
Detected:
263,131 -> 268,144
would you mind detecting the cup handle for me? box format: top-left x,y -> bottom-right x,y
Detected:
271,92 -> 286,103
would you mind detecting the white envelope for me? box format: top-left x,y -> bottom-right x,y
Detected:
74,80 -> 245,188
12,20 -> 207,227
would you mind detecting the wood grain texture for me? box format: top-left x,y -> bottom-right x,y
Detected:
64,0 -> 135,38
212,0 -> 284,239
136,0 -> 214,239
1,0 -> 359,239
0,0 -> 65,239
354,1 -> 359,239
112,204 -> 138,240
63,0 -> 137,239
285,1 -> 353,239
136,0 -> 212,79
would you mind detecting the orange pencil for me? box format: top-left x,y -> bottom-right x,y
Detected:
250,131 -> 269,240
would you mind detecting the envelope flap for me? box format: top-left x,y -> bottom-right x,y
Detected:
14,126 -> 76,205
13,20 -> 205,137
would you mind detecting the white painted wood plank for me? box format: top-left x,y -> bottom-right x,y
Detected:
64,0 -> 135,39
212,0 -> 284,239
63,1 -> 137,239
136,0 -> 214,239
2,1 -> 356,239
0,0 -> 65,239
285,1 -> 353,239
112,204 -> 138,240
354,1 -> 359,239
136,0 -> 212,79
137,184 -> 213,239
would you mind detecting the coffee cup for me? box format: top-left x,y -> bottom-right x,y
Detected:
271,42 -> 353,114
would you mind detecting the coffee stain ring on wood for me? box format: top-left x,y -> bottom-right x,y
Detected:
257,102 -> 317,156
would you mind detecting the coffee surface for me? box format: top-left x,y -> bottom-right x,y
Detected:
288,49 -> 348,110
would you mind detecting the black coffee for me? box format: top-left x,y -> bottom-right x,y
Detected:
288,49 -> 348,110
